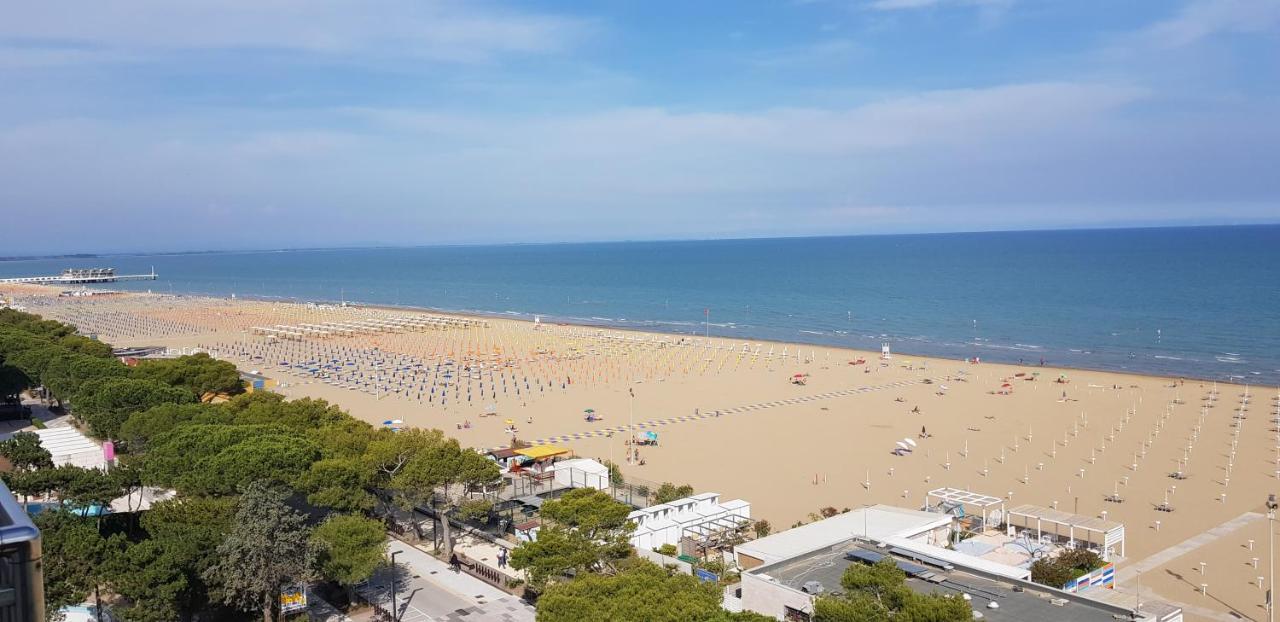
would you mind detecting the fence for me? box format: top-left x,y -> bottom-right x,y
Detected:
636,548 -> 693,574
1063,563 -> 1115,593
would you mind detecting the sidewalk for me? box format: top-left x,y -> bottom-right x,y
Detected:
360,539 -> 534,622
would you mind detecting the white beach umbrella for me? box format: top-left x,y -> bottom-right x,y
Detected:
903,438 -> 917,447
896,441 -> 911,451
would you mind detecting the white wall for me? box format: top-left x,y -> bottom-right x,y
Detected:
740,571 -> 813,621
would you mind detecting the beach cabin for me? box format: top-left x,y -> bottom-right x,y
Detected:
549,458 -> 610,491
628,493 -> 752,552
486,447 -> 522,472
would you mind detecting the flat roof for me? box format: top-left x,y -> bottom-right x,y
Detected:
1007,504 -> 1123,534
928,487 -> 1005,508
735,505 -> 951,565
30,427 -> 101,460
754,544 -> 1128,622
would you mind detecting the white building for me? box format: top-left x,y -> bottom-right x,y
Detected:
734,504 -> 951,570
549,458 -> 611,491
629,492 -> 751,551
733,504 -> 1176,622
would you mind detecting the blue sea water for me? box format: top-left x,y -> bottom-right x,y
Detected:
3,226 -> 1278,384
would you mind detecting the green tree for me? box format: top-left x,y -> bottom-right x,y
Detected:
58,333 -> 113,358
205,481 -> 313,622
1030,548 -> 1104,588
177,434 -> 320,496
536,561 -> 772,622
653,482 -> 695,504
0,363 -> 31,401
35,509 -> 125,619
0,431 -> 53,471
118,402 -> 229,451
141,424 -> 298,489
753,520 -> 771,538
226,392 -> 348,430
814,559 -> 972,622
510,488 -> 635,591
111,538 -> 190,622
311,514 -> 387,599
131,352 -> 243,398
72,376 -> 193,439
299,457 -> 376,513
141,496 -> 237,616
58,464 -> 125,511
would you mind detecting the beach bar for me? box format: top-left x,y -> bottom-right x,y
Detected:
1005,504 -> 1125,560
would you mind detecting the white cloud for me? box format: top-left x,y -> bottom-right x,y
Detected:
1137,0 -> 1280,48
0,1 -> 592,63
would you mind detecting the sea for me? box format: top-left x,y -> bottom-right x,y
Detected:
3,225 -> 1278,384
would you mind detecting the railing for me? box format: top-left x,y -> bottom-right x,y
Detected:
458,552 -> 506,588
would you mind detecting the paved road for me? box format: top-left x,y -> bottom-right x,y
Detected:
361,540 -> 535,622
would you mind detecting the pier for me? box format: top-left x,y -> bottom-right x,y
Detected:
0,267 -> 158,285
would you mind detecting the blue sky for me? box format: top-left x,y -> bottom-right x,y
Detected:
1,0 -> 1278,253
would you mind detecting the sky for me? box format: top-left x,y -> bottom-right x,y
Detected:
1,0 -> 1278,254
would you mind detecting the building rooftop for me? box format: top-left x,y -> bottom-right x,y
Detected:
735,504 -> 951,566
755,543 -> 1134,622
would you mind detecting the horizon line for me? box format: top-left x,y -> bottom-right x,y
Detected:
3,220 -> 1277,261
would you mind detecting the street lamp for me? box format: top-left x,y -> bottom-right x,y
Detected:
1268,493 -> 1277,622
390,549 -> 402,622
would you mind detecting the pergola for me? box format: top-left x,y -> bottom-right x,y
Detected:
681,515 -> 752,549
926,488 -> 1005,533
1005,504 -> 1125,560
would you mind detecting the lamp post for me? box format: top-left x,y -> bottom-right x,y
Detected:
1268,493 -> 1277,622
390,549 -> 402,622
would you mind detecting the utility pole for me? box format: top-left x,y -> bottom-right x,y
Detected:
390,549 -> 402,622
1268,493 -> 1277,622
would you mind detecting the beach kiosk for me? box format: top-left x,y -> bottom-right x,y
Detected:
1005,504 -> 1125,561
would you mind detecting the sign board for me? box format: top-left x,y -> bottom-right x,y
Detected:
280,585 -> 307,614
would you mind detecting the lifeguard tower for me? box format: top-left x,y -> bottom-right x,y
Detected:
881,342 -> 892,360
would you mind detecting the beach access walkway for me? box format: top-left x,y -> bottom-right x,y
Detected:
1096,511 -> 1264,622
531,378 -> 923,445
358,539 -> 534,622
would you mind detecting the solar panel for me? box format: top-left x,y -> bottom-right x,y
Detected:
896,560 -> 930,577
888,547 -> 955,571
846,550 -> 930,577
845,550 -> 884,564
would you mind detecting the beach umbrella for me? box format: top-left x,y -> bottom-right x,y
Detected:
584,408 -> 595,413
902,438 -> 917,447
896,441 -> 911,451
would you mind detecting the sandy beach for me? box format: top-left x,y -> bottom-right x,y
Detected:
10,286 -> 1278,622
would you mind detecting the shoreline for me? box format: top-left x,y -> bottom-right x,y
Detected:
237,293 -> 1280,390
7,284 -> 1275,390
